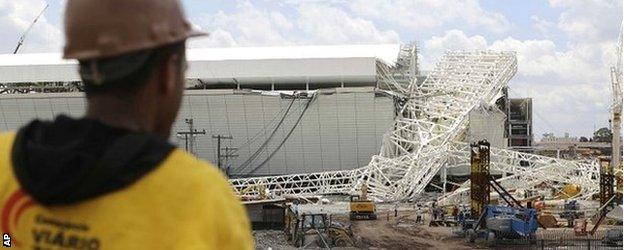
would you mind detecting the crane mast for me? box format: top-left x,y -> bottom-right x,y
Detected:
612,67 -> 622,173
13,4 -> 49,54
612,27 -> 623,197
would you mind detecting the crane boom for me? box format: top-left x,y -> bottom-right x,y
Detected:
13,4 -> 49,54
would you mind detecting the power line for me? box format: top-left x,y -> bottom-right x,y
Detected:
234,93 -> 297,152
235,95 -> 298,173
246,93 -> 317,175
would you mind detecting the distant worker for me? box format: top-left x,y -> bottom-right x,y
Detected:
0,0 -> 253,249
458,210 -> 465,223
394,202 -> 399,217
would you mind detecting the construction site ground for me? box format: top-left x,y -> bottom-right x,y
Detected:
253,202 -> 622,250
254,210 -> 469,250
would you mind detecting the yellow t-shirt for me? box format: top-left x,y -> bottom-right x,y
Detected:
0,132 -> 253,249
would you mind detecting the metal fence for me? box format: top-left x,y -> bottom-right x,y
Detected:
467,228 -> 622,249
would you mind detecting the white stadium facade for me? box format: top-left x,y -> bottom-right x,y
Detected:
0,44 -> 409,177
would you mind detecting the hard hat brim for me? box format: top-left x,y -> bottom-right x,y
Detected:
63,29 -> 208,60
188,29 -> 209,39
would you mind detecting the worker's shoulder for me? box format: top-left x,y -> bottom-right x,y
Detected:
0,131 -> 16,144
0,131 -> 16,152
163,148 -> 222,175
0,132 -> 17,181
156,148 -> 232,191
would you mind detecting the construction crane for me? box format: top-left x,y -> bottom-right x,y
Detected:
589,27 -> 624,237
13,3 -> 49,54
611,27 -> 623,198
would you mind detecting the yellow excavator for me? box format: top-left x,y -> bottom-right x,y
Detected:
237,183 -> 269,201
349,183 -> 377,220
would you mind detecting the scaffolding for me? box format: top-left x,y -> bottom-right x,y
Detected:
470,140 -> 490,222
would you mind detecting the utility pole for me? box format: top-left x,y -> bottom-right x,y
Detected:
176,119 -> 206,155
212,135 -> 233,171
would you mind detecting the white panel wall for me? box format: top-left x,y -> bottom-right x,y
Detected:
172,88 -> 395,176
0,93 -> 86,131
0,88 -> 395,177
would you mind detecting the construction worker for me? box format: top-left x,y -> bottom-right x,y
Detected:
394,202 -> 399,217
0,0 -> 253,249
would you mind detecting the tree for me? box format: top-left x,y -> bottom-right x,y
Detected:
542,132 -> 555,140
593,127 -> 612,142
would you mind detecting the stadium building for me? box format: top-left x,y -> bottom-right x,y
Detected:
0,44 -> 510,178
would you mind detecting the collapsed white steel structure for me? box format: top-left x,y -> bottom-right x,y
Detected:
230,51 -> 600,202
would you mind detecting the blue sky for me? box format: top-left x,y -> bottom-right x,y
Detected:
0,0 -> 622,139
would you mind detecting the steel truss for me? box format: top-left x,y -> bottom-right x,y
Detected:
230,51 -> 599,202
437,141 -> 599,205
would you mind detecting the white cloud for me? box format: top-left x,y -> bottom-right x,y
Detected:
549,0 -> 622,43
489,37 -> 612,135
347,0 -> 510,33
270,12 -> 293,30
294,2 -> 399,44
423,30 -> 487,68
193,1 -> 293,47
0,0 -> 61,53
192,0 -> 399,47
189,28 -> 239,48
531,15 -> 555,36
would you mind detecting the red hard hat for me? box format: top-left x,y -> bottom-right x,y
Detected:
63,0 -> 206,60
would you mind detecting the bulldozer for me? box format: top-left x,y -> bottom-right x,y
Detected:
349,183 -> 377,220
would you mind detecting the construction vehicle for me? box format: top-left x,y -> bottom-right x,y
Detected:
465,205 -> 538,242
284,208 -> 354,248
460,140 -> 540,243
349,183 -> 377,220
237,183 -> 269,201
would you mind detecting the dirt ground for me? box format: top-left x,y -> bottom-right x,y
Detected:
254,210 -> 472,250
344,211 -> 473,250
253,203 -> 621,249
